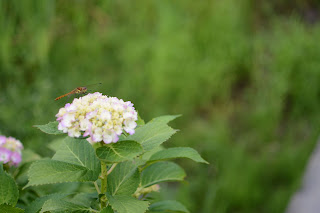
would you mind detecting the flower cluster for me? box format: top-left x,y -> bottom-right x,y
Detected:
0,136 -> 23,166
56,92 -> 138,144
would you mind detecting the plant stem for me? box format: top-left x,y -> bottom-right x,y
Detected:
100,161 -> 108,208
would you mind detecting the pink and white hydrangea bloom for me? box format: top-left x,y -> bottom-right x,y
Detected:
56,92 -> 138,144
0,136 -> 23,166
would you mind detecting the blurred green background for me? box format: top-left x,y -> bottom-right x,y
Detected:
1,0 -> 320,212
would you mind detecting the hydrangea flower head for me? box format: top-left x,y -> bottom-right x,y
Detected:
56,92 -> 138,144
0,136 -> 23,166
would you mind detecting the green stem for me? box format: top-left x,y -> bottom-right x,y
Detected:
100,161 -> 108,208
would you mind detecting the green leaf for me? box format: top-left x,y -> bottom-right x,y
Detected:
136,113 -> 145,126
26,159 -> 98,187
140,146 -> 164,161
26,138 -> 101,187
141,162 -> 186,188
126,118 -> 177,151
48,138 -> 65,152
151,115 -> 181,124
34,121 -> 63,135
96,140 -> 144,163
52,137 -> 100,173
149,200 -> 189,213
25,193 -> 69,213
100,206 -> 114,213
149,147 -> 208,164
0,204 -> 24,213
107,194 -> 149,213
40,199 -> 93,213
107,161 -> 140,196
0,170 -> 18,205
68,193 -> 97,207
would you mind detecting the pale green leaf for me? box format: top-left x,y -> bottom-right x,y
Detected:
96,140 -> 143,163
26,159 -> 99,187
26,137 -> 100,187
0,204 -> 24,213
151,115 -> 181,124
149,200 -> 189,213
126,120 -> 177,151
107,161 -> 140,196
0,170 -> 18,205
40,199 -> 93,213
25,193 -> 69,213
53,137 -> 100,172
149,147 -> 208,164
136,114 -> 145,126
140,146 -> 164,161
48,138 -> 65,152
34,121 -> 63,135
141,162 -> 186,188
107,194 -> 149,213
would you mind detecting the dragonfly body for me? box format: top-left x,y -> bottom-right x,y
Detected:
55,87 -> 87,101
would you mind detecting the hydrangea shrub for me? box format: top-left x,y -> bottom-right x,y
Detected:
0,136 -> 23,166
1,93 -> 208,213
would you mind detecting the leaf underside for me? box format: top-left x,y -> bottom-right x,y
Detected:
34,121 -> 63,135
126,117 -> 177,151
141,161 -> 186,188
149,147 -> 208,164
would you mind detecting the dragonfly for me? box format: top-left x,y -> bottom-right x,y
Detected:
55,83 -> 102,101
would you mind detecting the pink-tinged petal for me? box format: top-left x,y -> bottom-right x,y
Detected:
124,127 -> 135,135
0,148 -> 11,164
10,152 -> 21,166
112,132 -> 119,143
86,110 -> 98,119
83,130 -> 91,137
102,131 -> 113,144
0,136 -> 6,146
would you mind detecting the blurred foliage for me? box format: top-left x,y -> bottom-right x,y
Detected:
1,0 -> 320,212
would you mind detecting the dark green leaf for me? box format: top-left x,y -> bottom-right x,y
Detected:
100,206 -> 114,213
0,204 -> 24,213
0,170 -> 18,205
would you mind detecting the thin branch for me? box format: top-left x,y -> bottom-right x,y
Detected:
94,181 -> 101,194
107,163 -> 118,175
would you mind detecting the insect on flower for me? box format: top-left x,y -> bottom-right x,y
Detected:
55,83 -> 102,101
